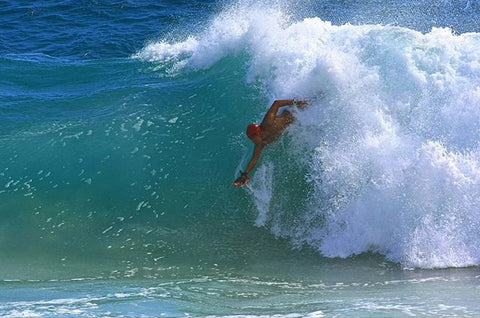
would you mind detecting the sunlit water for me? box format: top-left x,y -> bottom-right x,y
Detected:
1,0 -> 480,316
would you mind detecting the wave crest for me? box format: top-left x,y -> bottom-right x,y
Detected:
137,5 -> 480,268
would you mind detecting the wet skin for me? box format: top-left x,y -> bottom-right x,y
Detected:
233,99 -> 307,186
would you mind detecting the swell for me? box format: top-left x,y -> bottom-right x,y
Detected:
0,52 -> 260,267
0,1 -> 218,59
3,1 -> 480,270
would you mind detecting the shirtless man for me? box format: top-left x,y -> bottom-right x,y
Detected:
232,99 -> 308,187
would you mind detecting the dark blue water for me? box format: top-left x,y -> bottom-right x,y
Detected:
1,0 -> 480,317
1,0 -> 219,58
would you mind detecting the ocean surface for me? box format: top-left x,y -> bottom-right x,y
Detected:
1,0 -> 480,317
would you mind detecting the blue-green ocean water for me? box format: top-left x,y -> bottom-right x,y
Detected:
2,0 -> 480,317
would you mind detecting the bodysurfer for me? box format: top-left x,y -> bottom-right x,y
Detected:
232,99 -> 308,187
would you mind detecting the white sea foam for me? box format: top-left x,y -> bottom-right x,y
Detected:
201,311 -> 324,318
134,36 -> 198,63
137,3 -> 480,268
247,162 -> 274,227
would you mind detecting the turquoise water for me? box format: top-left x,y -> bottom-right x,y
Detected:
2,0 -> 480,317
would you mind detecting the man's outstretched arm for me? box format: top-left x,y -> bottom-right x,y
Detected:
244,143 -> 263,175
264,99 -> 295,121
232,143 -> 263,186
265,99 -> 308,121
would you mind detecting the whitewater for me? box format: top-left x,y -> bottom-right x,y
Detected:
136,4 -> 480,269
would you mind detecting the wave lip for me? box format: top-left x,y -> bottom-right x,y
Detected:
134,3 -> 287,71
133,36 -> 198,63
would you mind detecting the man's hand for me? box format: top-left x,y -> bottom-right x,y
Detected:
232,172 -> 250,187
294,99 -> 308,108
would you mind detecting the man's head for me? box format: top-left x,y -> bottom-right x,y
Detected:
246,123 -> 263,142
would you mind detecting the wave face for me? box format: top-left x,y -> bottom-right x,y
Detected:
2,1 -> 480,273
136,2 -> 480,269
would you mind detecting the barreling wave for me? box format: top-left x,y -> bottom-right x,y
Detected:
136,2 -> 480,269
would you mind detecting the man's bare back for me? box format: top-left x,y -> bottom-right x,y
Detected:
260,108 -> 294,143
232,99 -> 308,187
